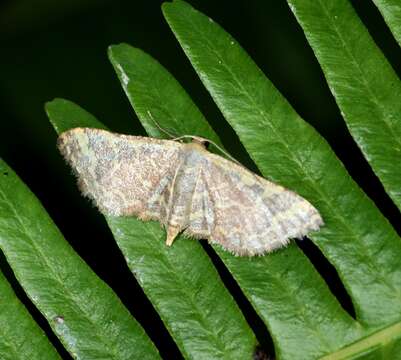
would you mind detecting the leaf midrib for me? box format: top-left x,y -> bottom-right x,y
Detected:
133,222 -> 234,360
320,319 -> 401,359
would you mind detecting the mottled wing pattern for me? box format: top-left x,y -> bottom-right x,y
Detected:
58,128 -> 182,219
59,129 -> 323,256
184,167 -> 215,239
190,152 -> 323,256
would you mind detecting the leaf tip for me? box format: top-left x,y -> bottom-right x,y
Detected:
45,97 -> 62,111
161,0 -> 184,16
107,42 -> 129,58
45,98 -> 67,133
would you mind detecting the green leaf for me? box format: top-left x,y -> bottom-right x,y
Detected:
0,159 -> 159,359
107,216 -> 256,360
372,0 -> 401,47
44,2 -> 401,357
108,42 -> 357,359
0,268 -> 60,360
47,98 -> 107,133
286,0 -> 401,212
46,99 -> 257,359
108,45 -> 221,146
163,0 -> 401,322
161,0 -> 401,358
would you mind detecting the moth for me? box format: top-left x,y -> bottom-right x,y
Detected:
58,128 -> 323,256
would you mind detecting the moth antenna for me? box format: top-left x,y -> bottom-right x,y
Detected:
206,139 -> 243,166
147,111 -> 178,139
171,135 -> 194,142
146,111 -> 242,166
177,134 -> 243,167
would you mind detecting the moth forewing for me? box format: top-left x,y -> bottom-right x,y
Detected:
58,128 -> 323,256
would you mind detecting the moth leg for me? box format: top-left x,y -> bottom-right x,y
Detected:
166,225 -> 180,246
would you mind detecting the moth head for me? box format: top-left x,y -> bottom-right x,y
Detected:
190,136 -> 209,148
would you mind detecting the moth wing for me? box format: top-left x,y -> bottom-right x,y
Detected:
184,168 -> 216,239
199,153 -> 323,256
58,128 -> 182,219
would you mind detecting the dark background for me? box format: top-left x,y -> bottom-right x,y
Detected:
1,0 -> 400,358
